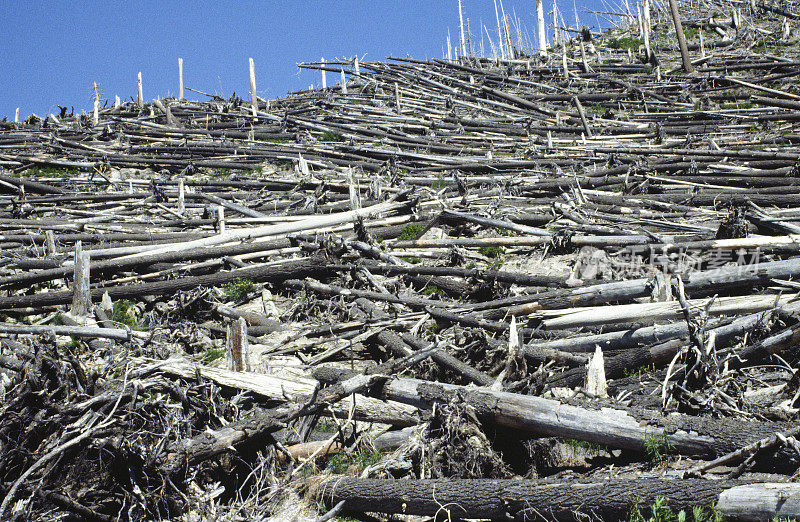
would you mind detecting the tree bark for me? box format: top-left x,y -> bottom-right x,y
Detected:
717,483 -> 800,521
320,477 -> 743,520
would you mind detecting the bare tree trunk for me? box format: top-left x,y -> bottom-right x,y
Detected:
668,0 -> 694,72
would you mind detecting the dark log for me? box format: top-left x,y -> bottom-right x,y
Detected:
321,477 -> 743,520
0,257 -> 329,310
0,173 -> 65,194
160,407 -> 288,475
375,330 -> 493,385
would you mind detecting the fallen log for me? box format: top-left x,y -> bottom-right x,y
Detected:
0,257 -> 330,310
717,483 -> 800,521
319,477 -> 751,520
160,406 -> 289,475
0,322 -> 131,341
531,294 -> 793,330
376,330 -> 493,386
144,357 -> 418,427
482,257 -> 800,319
312,369 -> 791,458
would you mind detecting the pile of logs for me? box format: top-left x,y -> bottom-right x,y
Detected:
2,0 -> 800,519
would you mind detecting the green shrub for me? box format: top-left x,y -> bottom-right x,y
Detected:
720,102 -> 754,110
326,447 -> 382,474
562,438 -> 609,455
397,223 -> 426,240
316,419 -> 338,433
629,497 -> 723,522
21,166 -> 78,179
479,246 -> 505,259
643,432 -> 674,462
488,258 -> 504,270
607,37 -> 644,49
111,300 -> 142,330
422,285 -> 444,297
319,131 -> 346,142
223,278 -> 256,300
586,104 -> 607,115
431,175 -> 449,189
623,364 -> 653,377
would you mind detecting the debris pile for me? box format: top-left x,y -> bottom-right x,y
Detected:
2,0 -> 800,519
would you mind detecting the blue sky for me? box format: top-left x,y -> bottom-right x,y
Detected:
0,1 -> 611,119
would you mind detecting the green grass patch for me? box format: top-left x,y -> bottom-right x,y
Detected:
318,131 -> 346,142
20,165 -> 79,179
421,285 -> 445,297
623,364 -> 654,378
479,246 -> 505,259
111,300 -> 142,330
753,39 -> 780,54
629,496 -> 723,522
397,223 -> 426,241
326,447 -> 383,474
431,175 -> 449,189
683,26 -> 699,39
399,256 -> 422,264
316,419 -> 338,433
223,278 -> 256,300
488,258 -> 503,270
720,102 -> 754,110
200,347 -> 226,363
586,104 -> 607,116
606,36 -> 643,49
562,438 -> 609,455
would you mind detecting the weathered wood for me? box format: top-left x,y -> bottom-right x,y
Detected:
249,57 -> 257,117
0,322 -> 130,341
0,257 -> 330,309
147,357 -> 418,426
376,330 -> 493,386
178,58 -> 184,101
667,0 -> 693,72
321,477 -> 744,520
160,406 -> 288,475
717,483 -> 800,521
70,241 -> 91,317
313,369 -> 789,457
226,317 -> 250,372
137,72 -> 143,107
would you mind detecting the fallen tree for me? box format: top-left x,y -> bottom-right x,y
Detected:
319,477 -> 795,520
